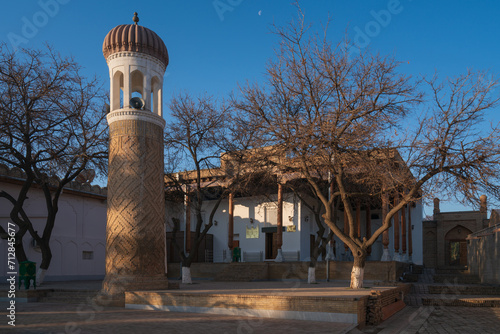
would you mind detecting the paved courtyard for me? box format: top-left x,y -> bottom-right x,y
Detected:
411,306 -> 500,334
0,301 -> 352,334
0,302 -> 500,334
355,305 -> 500,334
2,301 -> 500,333
2,278 -> 500,333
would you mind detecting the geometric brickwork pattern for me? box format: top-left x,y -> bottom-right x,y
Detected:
102,119 -> 168,295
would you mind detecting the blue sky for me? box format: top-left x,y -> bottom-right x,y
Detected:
2,0 -> 500,215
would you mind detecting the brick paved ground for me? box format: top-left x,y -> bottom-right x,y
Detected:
353,305 -> 500,334
4,301 -> 497,334
408,306 -> 500,334
2,276 -> 500,333
0,301 -> 354,334
355,268 -> 500,334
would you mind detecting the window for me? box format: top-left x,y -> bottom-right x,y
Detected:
82,251 -> 94,260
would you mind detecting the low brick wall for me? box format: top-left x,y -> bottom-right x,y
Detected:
366,284 -> 411,325
126,290 -> 369,324
168,261 -> 407,282
270,261 -> 406,282
167,263 -> 228,279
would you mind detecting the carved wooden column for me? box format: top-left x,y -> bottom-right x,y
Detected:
356,201 -> 361,238
228,192 -> 234,251
408,203 -> 413,262
330,182 -> 335,240
275,182 -> 284,261
185,194 -> 191,254
366,206 -> 372,255
381,192 -> 391,261
344,209 -> 349,252
401,204 -> 408,262
393,196 -> 401,261
325,181 -> 336,260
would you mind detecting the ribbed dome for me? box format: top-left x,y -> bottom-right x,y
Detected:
103,22 -> 168,66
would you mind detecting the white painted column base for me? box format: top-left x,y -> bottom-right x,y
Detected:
225,249 -> 232,263
182,266 -> 192,284
408,255 -> 413,263
274,249 -> 284,262
381,248 -> 391,261
350,266 -> 364,289
36,268 -> 47,286
308,267 -> 316,284
393,253 -> 402,262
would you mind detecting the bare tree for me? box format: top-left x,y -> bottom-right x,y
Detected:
164,92 -> 233,283
0,44 -> 108,284
279,177 -> 336,283
233,8 -> 500,288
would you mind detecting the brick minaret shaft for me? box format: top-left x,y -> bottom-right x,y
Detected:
102,116 -> 168,297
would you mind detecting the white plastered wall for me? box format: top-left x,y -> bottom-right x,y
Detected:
0,181 -> 107,281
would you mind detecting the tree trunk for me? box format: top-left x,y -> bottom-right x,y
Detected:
308,265 -> 317,284
182,266 -> 192,284
37,239 -> 52,285
350,252 -> 366,289
15,233 -> 28,263
39,239 -> 52,270
36,268 -> 47,286
308,241 -> 319,284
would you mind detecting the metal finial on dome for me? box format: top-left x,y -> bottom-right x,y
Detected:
133,12 -> 139,25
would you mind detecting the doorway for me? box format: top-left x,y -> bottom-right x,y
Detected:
445,225 -> 472,267
449,240 -> 468,266
265,232 -> 278,260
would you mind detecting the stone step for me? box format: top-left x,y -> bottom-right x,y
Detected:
38,289 -> 99,304
38,296 -> 97,304
48,290 -> 99,297
427,285 -> 500,295
401,273 -> 419,282
422,295 -> 500,307
433,274 -> 480,284
435,268 -> 468,275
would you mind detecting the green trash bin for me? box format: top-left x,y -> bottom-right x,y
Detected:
18,261 -> 36,290
232,247 -> 241,262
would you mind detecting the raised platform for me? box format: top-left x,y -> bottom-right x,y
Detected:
125,281 -> 405,325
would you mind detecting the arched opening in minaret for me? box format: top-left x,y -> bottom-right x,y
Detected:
151,76 -> 161,116
112,71 -> 124,111
131,70 -> 145,102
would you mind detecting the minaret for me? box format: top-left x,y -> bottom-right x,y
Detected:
101,12 -> 169,304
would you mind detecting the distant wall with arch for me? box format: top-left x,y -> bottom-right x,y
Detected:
423,200 -> 488,268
